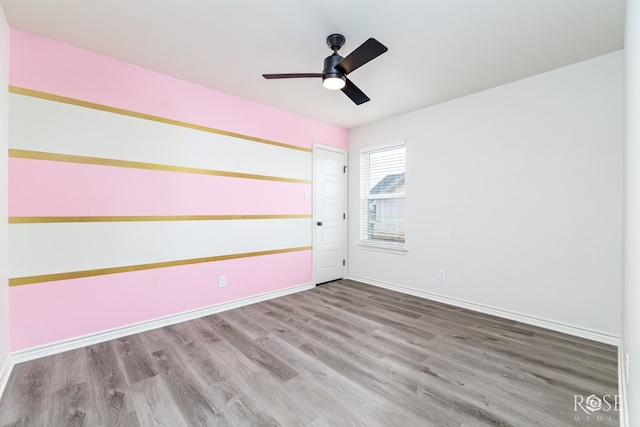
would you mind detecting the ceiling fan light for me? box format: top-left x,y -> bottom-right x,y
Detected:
322,75 -> 346,90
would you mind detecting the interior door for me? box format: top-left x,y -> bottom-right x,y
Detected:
313,145 -> 346,284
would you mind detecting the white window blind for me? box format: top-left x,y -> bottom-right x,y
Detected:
360,141 -> 406,249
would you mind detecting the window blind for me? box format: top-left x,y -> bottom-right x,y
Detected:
359,141 -> 406,248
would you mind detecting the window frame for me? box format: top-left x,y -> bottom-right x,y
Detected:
358,140 -> 407,254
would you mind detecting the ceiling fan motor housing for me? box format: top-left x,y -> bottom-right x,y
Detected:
323,53 -> 345,78
322,53 -> 346,88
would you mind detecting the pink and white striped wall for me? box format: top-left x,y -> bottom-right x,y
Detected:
8,29 -> 347,351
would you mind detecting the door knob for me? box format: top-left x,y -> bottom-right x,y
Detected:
317,221 -> 323,226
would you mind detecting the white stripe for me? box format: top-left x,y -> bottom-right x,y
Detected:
9,94 -> 311,181
9,219 -> 311,277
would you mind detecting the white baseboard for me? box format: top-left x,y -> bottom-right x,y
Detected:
618,342 -> 629,427
0,354 -> 13,403
10,282 -> 314,365
347,274 -> 620,346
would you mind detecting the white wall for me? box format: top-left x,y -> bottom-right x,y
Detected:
623,0 -> 640,423
0,6 -> 11,389
348,51 -> 623,342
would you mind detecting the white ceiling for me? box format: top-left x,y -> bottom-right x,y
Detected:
0,0 -> 626,129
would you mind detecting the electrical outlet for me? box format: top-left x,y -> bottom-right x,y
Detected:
626,353 -> 630,384
218,275 -> 226,288
438,269 -> 446,281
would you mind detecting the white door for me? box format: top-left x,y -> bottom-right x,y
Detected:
313,145 -> 346,284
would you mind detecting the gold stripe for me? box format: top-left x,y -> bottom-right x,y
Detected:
9,214 -> 312,224
8,246 -> 312,287
8,86 -> 313,153
8,149 -> 312,184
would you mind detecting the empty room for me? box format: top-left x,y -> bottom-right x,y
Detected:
0,1 -> 638,426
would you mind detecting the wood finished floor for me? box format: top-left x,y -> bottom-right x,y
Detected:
0,280 -> 619,426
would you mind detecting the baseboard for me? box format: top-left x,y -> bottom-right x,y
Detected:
11,282 -> 314,365
618,342 -> 629,427
0,354 -> 13,404
347,274 -> 620,346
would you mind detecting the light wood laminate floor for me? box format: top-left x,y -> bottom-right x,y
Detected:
0,280 -> 619,426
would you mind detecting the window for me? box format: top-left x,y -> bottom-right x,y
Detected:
359,141 -> 406,251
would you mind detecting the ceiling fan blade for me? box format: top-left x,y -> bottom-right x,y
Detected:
341,78 -> 370,105
335,38 -> 388,75
262,73 -> 322,79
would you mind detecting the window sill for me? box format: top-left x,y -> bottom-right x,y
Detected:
357,243 -> 407,255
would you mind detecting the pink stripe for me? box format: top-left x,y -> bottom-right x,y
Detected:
9,158 -> 311,216
9,250 -> 312,350
9,29 -> 347,150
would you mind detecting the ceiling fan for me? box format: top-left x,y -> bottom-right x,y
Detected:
262,34 -> 388,105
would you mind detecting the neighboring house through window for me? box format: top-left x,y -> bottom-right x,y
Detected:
359,141 -> 406,251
